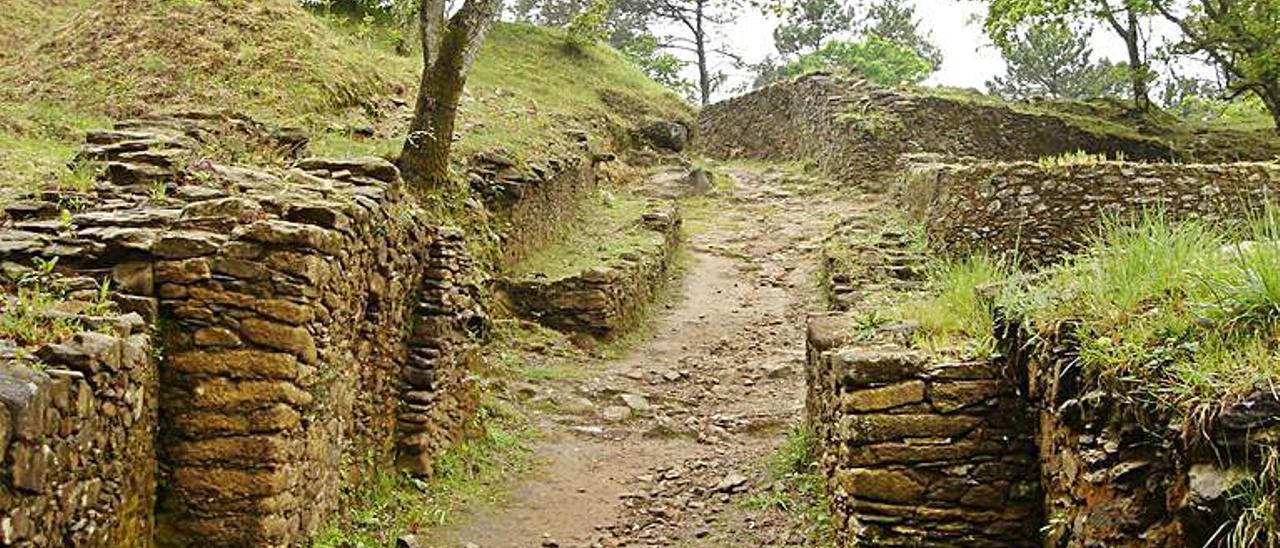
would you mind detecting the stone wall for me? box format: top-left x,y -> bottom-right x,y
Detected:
805,315 -> 1041,547
998,320 -> 1279,547
903,161 -> 1280,263
468,142 -> 601,269
0,316 -> 156,547
500,206 -> 681,337
698,75 -> 1184,185
0,113 -> 486,546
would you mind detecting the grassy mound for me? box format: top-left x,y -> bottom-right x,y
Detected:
0,0 -> 690,196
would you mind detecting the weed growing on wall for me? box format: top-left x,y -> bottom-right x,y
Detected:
894,254 -> 1012,356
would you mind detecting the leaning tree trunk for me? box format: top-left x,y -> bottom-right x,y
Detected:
400,0 -> 503,192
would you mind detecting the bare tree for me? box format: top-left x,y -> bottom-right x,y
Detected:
400,0 -> 505,191
649,0 -> 740,105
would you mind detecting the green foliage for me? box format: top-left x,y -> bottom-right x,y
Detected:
565,0 -> 614,49
740,426 -> 834,544
984,0 -> 1157,110
618,33 -> 694,94
896,254 -> 1012,356
987,22 -> 1129,100
313,398 -> 535,546
997,210 -> 1280,417
772,0 -> 857,56
1160,0 -> 1280,131
780,36 -> 935,86
862,0 -> 941,67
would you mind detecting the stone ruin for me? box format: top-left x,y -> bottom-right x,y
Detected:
700,75 -> 1280,546
499,205 -> 682,338
0,113 -> 486,546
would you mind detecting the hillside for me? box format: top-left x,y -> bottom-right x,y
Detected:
0,0 -> 690,198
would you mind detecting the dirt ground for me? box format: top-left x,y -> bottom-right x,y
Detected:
427,164 -> 879,548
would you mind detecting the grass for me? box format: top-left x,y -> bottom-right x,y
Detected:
312,397 -> 536,547
0,1 -> 690,202
486,319 -> 594,382
741,426 -> 834,544
895,254 -> 1011,357
509,190 -> 663,280
0,258 -> 115,349
991,211 -> 1280,423
1036,150 -> 1123,169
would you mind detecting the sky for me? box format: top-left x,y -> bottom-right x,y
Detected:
687,0 -> 1203,101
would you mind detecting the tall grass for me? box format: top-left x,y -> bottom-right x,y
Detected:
896,254 -> 1011,355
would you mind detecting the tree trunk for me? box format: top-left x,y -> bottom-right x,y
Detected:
1262,84 -> 1280,134
399,0 -> 502,193
695,0 -> 710,106
1122,7 -> 1151,113
401,63 -> 463,190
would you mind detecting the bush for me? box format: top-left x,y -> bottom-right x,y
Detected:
564,0 -> 612,51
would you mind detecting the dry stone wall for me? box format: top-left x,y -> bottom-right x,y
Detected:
998,320 -> 1280,547
904,161 -> 1280,263
500,206 -> 681,337
0,113 -> 486,546
0,316 -> 156,547
805,315 -> 1042,547
468,139 -> 601,269
698,74 -> 1180,185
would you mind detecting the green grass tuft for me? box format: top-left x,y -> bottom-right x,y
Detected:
895,254 -> 1011,356
741,426 -> 834,544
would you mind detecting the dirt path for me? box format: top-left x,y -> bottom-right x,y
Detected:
428,165 -> 875,548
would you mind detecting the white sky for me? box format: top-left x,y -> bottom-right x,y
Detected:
684,0 -> 1206,101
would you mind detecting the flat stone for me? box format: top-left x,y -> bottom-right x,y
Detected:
837,349 -> 927,388
194,327 -> 242,348
842,414 -> 980,444
169,349 -> 298,379
835,468 -> 925,504
239,318 -> 318,364
843,380 -> 926,412
620,393 -> 651,412
929,381 -> 1004,413
294,157 -> 399,182
239,220 -> 342,255
155,258 -> 212,284
153,230 -> 225,259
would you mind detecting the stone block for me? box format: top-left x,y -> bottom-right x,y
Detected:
842,414 -> 980,444
835,468 -> 926,504
170,349 -> 298,379
836,349 -> 927,388
929,381 -> 1004,413
239,319 -> 317,364
842,380 -> 926,412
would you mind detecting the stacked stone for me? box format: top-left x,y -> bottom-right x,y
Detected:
822,219 -> 925,311
0,115 -> 487,546
396,228 -> 485,475
0,314 -> 156,547
904,161 -> 1280,264
466,147 -> 601,268
500,204 -> 681,337
1005,322 -> 1280,547
696,74 -> 1202,188
806,319 -> 1040,547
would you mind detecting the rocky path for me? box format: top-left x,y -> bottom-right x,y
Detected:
428,165 -> 875,547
